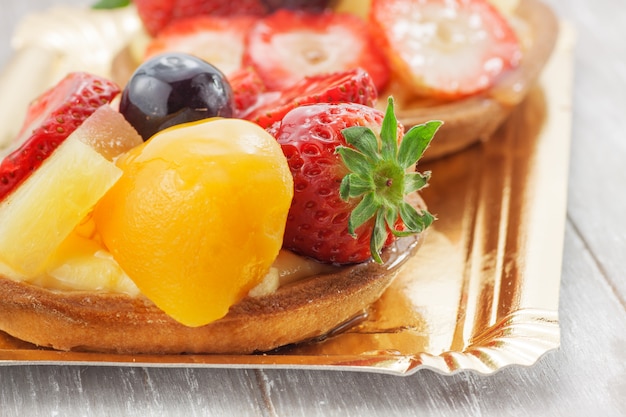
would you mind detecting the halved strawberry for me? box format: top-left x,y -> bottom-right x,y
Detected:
135,0 -> 268,37
145,15 -> 257,77
0,72 -> 120,201
369,0 -> 521,99
247,68 -> 378,129
228,67 -> 267,118
243,10 -> 390,92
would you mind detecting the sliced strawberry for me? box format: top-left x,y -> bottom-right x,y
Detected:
243,10 -> 390,92
145,15 -> 257,77
228,67 -> 267,118
0,72 -> 120,201
369,0 -> 522,99
135,0 -> 268,37
247,68 -> 378,129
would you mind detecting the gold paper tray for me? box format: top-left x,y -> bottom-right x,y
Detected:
0,4 -> 574,375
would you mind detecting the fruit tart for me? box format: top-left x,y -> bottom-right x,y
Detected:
0,49 -> 437,353
0,0 -> 558,354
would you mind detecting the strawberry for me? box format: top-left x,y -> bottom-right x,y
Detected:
135,0 -> 268,37
0,72 -> 120,201
145,15 -> 257,77
263,0 -> 334,12
134,0 -> 174,37
243,9 -> 390,92
228,67 -> 267,118
369,0 -> 521,99
274,98 -> 440,264
248,68 -> 378,129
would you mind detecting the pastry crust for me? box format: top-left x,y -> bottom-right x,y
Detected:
0,230 -> 424,354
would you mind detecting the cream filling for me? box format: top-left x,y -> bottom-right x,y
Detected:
249,250 -> 338,297
0,249 -> 336,298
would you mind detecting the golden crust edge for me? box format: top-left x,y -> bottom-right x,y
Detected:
0,229 -> 424,355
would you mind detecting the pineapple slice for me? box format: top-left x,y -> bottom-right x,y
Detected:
42,221 -> 140,295
0,106 -> 142,277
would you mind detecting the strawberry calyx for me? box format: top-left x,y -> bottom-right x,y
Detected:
336,97 -> 441,263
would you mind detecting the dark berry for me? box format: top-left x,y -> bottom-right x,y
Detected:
120,53 -> 234,141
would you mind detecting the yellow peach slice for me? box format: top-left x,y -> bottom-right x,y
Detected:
94,118 -> 293,327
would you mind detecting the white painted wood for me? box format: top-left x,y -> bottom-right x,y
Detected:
0,0 -> 625,416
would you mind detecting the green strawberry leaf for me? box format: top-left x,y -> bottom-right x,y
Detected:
337,96 -> 442,264
92,0 -> 130,9
404,171 -> 431,194
336,146 -> 374,178
398,121 -> 443,169
380,97 -> 399,160
384,206 -> 399,232
399,201 -> 433,233
370,211 -> 388,264
340,174 -> 375,200
348,192 -> 380,236
341,127 -> 381,161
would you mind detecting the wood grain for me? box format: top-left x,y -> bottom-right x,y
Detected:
1,0 -> 625,416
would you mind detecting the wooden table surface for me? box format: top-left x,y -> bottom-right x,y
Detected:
1,0 -> 625,416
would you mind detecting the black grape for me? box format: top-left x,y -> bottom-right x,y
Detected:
120,53 -> 234,141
